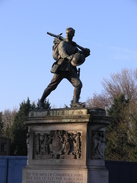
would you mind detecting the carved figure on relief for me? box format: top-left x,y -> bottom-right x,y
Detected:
91,130 -> 106,159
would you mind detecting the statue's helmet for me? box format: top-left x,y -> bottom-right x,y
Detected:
71,53 -> 85,66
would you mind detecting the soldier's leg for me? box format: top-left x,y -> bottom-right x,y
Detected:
39,73 -> 64,106
66,71 -> 82,104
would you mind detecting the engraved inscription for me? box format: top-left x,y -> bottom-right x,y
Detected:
26,172 -> 84,183
33,130 -> 82,159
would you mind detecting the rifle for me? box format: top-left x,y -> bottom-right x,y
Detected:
47,31 -> 90,55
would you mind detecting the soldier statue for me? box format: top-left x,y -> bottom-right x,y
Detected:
38,27 -> 90,108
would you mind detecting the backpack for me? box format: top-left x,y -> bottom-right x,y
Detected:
50,38 -> 63,74
52,37 -> 62,61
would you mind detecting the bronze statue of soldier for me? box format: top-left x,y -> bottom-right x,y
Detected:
38,27 -> 90,108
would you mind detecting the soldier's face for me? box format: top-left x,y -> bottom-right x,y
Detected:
66,31 -> 74,41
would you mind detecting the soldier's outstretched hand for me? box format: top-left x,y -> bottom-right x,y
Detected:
84,48 -> 90,57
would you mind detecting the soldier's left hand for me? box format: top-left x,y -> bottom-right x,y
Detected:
84,48 -> 90,57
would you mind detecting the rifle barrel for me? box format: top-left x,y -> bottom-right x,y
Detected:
47,31 -> 86,52
47,32 -> 58,38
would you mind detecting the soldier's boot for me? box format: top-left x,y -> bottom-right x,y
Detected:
72,88 -> 85,108
38,100 -> 44,108
38,88 -> 50,108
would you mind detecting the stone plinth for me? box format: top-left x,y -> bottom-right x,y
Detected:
22,107 -> 110,183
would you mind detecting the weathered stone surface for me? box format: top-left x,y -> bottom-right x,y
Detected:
23,168 -> 87,183
23,107 -> 110,183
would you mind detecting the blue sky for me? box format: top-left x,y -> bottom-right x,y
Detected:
0,0 -> 137,111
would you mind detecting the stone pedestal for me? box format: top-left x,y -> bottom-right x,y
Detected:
22,107 -> 110,183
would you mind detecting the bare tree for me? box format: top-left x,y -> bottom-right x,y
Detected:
86,68 -> 137,109
2,108 -> 17,133
86,93 -> 109,109
102,68 -> 137,100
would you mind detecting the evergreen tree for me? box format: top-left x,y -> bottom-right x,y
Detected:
10,98 -> 51,155
10,98 -> 32,155
105,94 -> 137,161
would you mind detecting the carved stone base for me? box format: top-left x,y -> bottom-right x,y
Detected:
22,107 -> 110,183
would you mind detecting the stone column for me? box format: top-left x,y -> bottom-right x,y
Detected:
22,107 -> 110,183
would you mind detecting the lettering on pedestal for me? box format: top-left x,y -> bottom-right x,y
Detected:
26,172 -> 84,183
33,130 -> 82,159
91,130 -> 106,159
